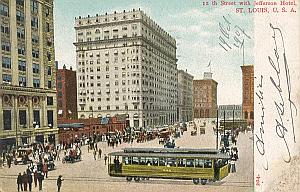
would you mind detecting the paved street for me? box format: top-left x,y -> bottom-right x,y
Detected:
0,122 -> 253,192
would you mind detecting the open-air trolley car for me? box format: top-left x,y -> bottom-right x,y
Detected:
108,148 -> 230,185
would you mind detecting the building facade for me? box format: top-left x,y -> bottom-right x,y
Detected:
218,105 -> 242,120
193,72 -> 218,119
0,0 -> 58,150
241,65 -> 254,127
177,69 -> 193,122
56,64 -> 77,120
58,117 -> 127,145
74,9 -> 178,128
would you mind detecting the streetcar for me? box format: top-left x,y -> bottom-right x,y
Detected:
108,148 -> 230,185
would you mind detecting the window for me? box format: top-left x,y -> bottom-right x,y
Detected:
186,159 -> 194,167
16,10 -> 25,22
195,159 -> 204,168
19,110 -> 27,126
177,159 -> 186,167
47,110 -> 53,127
2,74 -> 12,83
45,7 -> 50,17
159,158 -> 166,166
46,22 -> 50,32
18,45 -> 25,55
47,97 -> 53,105
1,42 -> 10,52
17,27 -> 25,38
18,60 -> 26,71
47,81 -> 52,88
32,35 -> 39,44
57,82 -> 62,89
3,110 -> 12,130
33,110 -> 40,127
1,24 -> 9,34
0,3 -> 9,16
30,0 -> 38,13
2,57 -> 11,69
166,158 -> 176,167
33,63 -> 39,73
19,76 -> 26,86
32,49 -> 39,58
31,17 -> 38,28
16,0 -> 24,6
204,160 -> 212,168
33,78 -> 40,88
107,105 -> 110,110
47,66 -> 52,75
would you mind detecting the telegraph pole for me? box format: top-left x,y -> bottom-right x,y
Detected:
223,110 -> 226,137
216,109 -> 219,150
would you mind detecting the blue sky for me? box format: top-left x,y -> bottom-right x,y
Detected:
54,0 -> 254,105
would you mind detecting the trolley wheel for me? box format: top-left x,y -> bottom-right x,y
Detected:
193,179 -> 200,185
126,177 -> 133,181
134,177 -> 140,182
200,179 -> 207,185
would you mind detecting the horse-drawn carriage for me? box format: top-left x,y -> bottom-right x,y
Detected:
62,148 -> 82,163
14,148 -> 34,165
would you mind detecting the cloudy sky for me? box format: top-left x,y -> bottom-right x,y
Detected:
54,0 -> 254,105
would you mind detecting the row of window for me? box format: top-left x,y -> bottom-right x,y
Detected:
122,157 -> 213,168
3,109 -> 54,130
2,57 -> 52,74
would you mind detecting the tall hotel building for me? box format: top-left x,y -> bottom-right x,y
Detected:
0,0 -> 58,148
74,9 -> 178,128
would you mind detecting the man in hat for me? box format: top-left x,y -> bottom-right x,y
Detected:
57,175 -> 64,192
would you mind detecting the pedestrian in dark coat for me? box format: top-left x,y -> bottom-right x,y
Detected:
17,173 -> 23,191
33,170 -> 38,188
22,172 -> 28,191
27,171 -> 33,192
57,175 -> 64,192
37,172 -> 44,191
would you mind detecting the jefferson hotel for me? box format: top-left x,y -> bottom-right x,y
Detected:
74,9 -> 178,128
0,0 -> 57,148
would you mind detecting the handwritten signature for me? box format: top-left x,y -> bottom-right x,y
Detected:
268,23 -> 297,163
255,75 -> 268,170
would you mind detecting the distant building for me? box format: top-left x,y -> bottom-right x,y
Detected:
56,65 -> 78,119
193,72 -> 218,118
58,116 -> 127,144
218,105 -> 242,119
74,9 -> 178,128
177,70 -> 193,122
241,65 -> 254,127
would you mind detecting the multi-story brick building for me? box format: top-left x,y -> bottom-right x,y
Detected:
74,9 -> 178,128
0,0 -> 57,149
193,72 -> 218,119
56,64 -> 77,120
177,69 -> 193,122
241,65 -> 254,128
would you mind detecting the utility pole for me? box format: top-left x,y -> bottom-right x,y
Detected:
223,110 -> 226,138
232,109 -> 235,136
216,109 -> 219,150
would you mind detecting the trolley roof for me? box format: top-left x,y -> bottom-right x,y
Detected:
109,151 -> 230,159
123,148 -> 220,154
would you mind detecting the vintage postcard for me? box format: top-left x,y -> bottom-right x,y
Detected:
0,0 -> 299,192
